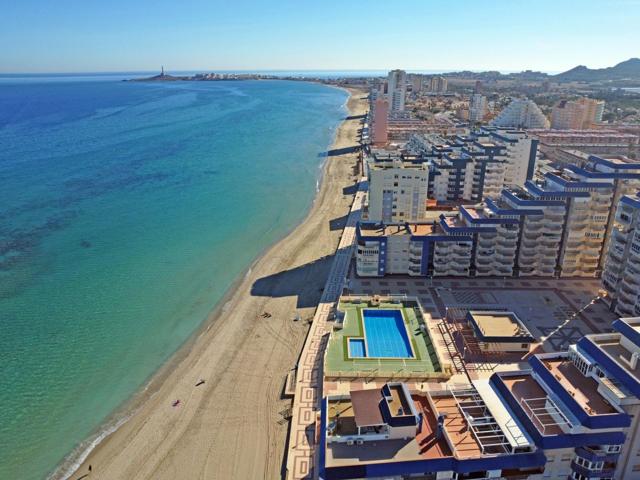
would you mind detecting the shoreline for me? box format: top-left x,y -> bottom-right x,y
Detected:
57,86 -> 367,480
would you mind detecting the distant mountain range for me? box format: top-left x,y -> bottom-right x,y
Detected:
441,58 -> 640,85
554,58 -> 640,82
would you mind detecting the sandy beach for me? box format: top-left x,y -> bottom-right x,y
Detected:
65,86 -> 367,480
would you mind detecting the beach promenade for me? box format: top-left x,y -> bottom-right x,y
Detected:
286,180 -> 366,480
67,88 -> 367,480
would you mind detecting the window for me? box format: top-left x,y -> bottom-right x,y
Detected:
575,456 -> 603,471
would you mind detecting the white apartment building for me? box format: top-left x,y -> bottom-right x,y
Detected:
408,127 -> 539,191
483,129 -> 538,186
365,152 -> 430,223
357,155 -> 640,279
468,93 -> 487,123
502,185 -> 566,277
491,98 -> 550,129
387,69 -> 407,112
602,193 -> 640,317
544,170 -> 614,277
365,140 -> 510,223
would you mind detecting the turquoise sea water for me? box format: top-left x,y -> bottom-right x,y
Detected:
0,77 -> 347,479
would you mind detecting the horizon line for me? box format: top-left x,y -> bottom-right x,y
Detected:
0,68 -> 564,76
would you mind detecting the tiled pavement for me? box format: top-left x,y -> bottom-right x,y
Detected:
285,180 -> 366,480
345,276 -> 618,352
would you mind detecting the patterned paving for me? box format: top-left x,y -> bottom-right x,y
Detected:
285,180 -> 366,480
345,276 -> 618,349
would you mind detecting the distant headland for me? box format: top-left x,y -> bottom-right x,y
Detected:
128,66 -> 285,82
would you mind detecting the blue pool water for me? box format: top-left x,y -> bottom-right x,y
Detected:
348,338 -> 366,358
362,309 -> 413,358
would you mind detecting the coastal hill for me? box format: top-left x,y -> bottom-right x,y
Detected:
554,58 -> 640,82
439,58 -> 640,85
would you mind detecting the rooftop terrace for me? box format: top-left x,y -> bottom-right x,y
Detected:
500,374 -> 569,436
541,357 -> 616,416
591,336 -> 640,383
325,392 -> 452,467
324,299 -> 448,380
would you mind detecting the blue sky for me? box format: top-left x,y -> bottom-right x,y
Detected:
1,0 -> 638,73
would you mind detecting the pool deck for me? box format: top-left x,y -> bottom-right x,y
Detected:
324,300 -> 450,379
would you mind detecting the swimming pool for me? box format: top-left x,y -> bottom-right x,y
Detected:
360,309 -> 413,358
348,338 -> 366,358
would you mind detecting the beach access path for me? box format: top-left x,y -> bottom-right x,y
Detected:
285,177 -> 365,480
67,87 -> 368,480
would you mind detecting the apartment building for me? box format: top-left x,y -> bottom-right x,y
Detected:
501,185 -> 567,277
369,78 -> 385,103
491,98 -> 550,129
475,127 -> 539,186
387,69 -> 407,112
364,151 -> 431,223
357,155 -> 640,278
371,98 -> 389,146
468,93 -> 487,123
408,73 -> 424,93
551,97 -> 605,130
430,75 -> 448,93
408,127 -> 538,195
602,193 -> 640,317
321,316 -> 640,479
531,129 -> 640,160
428,137 -> 507,202
364,143 -> 508,223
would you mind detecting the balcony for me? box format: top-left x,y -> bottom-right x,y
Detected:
475,257 -> 492,265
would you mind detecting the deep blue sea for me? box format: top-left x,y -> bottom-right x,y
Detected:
0,77 -> 347,479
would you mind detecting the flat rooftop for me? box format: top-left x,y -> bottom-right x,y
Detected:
468,311 -> 533,342
441,215 -> 469,230
351,389 -> 384,427
359,224 -> 410,237
474,313 -> 521,337
542,357 -> 616,416
500,374 -> 567,436
431,395 -> 483,458
409,223 -> 436,236
598,156 -> 637,165
591,336 -> 640,383
388,384 -> 412,417
324,300 -> 445,378
358,222 -> 443,238
325,393 -> 452,467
